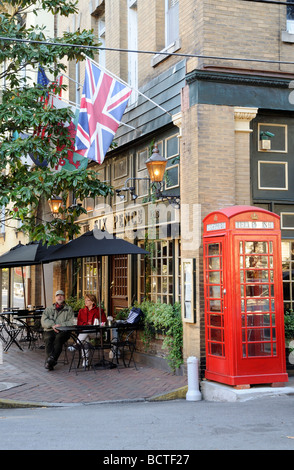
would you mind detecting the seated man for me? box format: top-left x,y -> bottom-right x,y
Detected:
41,290 -> 74,371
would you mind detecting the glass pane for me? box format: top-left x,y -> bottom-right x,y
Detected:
245,242 -> 268,254
13,267 -> 26,309
209,257 -> 220,269
209,285 -> 221,298
165,166 -> 179,188
283,282 -> 290,300
166,135 -> 178,157
282,261 -> 290,281
246,299 -> 270,312
210,328 -> 223,342
209,314 -> 223,327
247,314 -> 271,326
209,271 -> 220,284
210,343 -> 223,356
208,244 -> 220,256
246,270 -> 268,282
245,256 -> 268,268
209,300 -> 221,312
247,328 -> 271,341
247,343 -> 272,357
2,268 -> 9,309
246,284 -> 269,297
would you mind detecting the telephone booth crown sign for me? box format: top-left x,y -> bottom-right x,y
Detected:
203,205 -> 288,387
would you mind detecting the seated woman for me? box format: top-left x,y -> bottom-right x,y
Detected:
77,294 -> 106,326
76,294 -> 107,367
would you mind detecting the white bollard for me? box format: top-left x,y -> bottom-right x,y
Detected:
0,340 -> 3,365
186,356 -> 202,401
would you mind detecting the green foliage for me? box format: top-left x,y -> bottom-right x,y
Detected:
66,295 -> 85,313
139,300 -> 183,373
0,0 -> 113,244
284,309 -> 294,340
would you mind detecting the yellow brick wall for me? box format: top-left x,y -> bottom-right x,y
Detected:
179,103 -> 256,363
58,0 -> 294,92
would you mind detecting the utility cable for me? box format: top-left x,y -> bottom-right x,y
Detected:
1,35 -> 294,66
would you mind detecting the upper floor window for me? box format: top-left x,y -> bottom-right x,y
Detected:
287,0 -> 294,33
152,0 -> 180,67
98,15 -> 106,68
165,0 -> 179,47
128,0 -> 138,105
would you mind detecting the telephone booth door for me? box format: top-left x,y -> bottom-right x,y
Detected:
234,236 -> 285,380
204,237 -> 227,362
203,206 -> 288,387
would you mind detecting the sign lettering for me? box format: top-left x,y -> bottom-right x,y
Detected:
206,223 -> 226,231
235,221 -> 274,229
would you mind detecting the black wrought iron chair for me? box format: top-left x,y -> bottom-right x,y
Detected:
87,333 -> 114,371
0,315 -> 24,352
110,327 -> 137,369
67,335 -> 90,373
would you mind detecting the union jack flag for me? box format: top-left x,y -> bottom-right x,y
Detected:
75,59 -> 132,164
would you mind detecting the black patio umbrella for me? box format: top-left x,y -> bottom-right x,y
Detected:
0,241 -> 59,267
42,229 -> 148,321
42,229 -> 148,262
0,241 -> 61,308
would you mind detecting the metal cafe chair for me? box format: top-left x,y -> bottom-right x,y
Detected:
110,328 -> 138,369
67,335 -> 89,373
87,337 -> 114,371
0,315 -> 24,352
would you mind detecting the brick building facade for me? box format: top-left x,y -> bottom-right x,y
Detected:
2,0 -> 294,375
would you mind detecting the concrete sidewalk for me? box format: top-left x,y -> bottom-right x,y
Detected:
0,345 -> 188,407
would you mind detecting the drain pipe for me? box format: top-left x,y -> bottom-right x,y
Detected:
186,356 -> 202,401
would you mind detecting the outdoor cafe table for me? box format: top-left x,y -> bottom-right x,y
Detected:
56,323 -> 137,371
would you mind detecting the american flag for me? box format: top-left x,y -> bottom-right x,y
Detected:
75,59 -> 132,164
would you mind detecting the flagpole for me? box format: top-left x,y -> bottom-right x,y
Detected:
84,55 -> 173,118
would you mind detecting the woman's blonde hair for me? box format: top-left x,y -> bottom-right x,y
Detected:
85,294 -> 97,305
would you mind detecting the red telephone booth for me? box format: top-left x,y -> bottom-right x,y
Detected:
203,205 -> 288,387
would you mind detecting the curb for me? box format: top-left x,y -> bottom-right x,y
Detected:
0,387 -> 189,408
147,385 -> 188,401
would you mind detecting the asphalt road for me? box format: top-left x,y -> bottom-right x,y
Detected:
0,395 -> 294,453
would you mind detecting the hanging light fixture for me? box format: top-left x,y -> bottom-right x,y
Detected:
48,195 -> 63,217
145,144 -> 180,208
145,144 -> 167,183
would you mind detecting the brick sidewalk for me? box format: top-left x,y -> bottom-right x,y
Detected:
0,345 -> 187,405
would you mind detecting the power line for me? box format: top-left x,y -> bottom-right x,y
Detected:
241,0 -> 294,5
1,35 -> 294,66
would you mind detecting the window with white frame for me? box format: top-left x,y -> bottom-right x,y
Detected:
152,0 -> 180,67
287,0 -> 294,33
139,239 -> 181,304
164,134 -> 179,190
128,0 -> 138,105
282,241 -> 294,311
165,0 -> 179,47
98,15 -> 106,69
